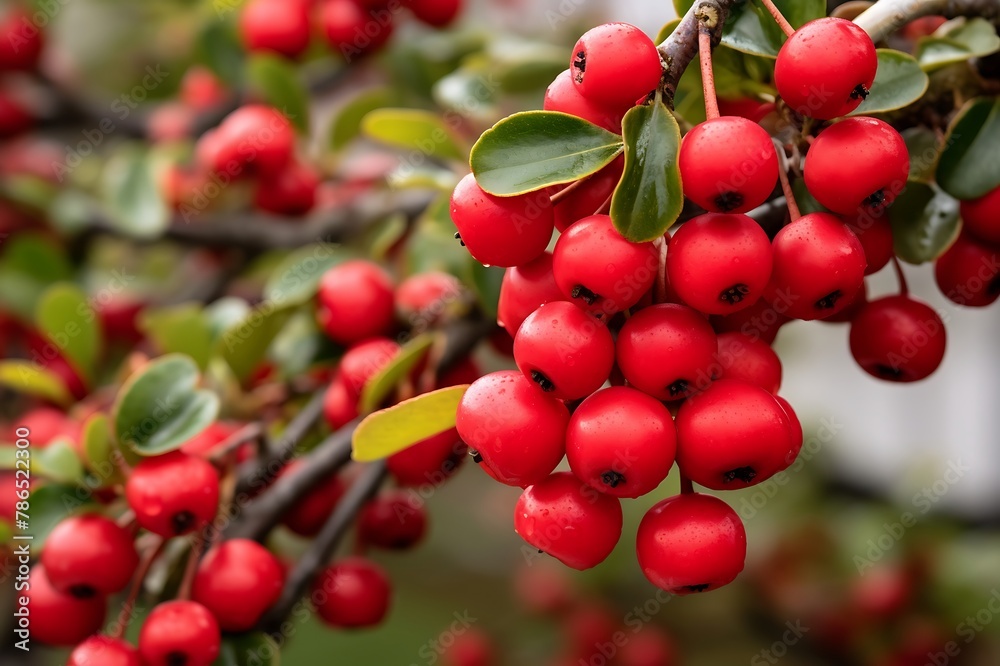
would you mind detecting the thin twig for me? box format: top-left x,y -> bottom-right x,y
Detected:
758,0 -> 796,37
109,537 -> 167,640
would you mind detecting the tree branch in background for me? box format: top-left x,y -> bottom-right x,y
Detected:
855,0 -> 1000,43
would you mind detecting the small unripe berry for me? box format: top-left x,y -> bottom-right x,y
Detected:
125,452 -> 220,537
497,252 -> 563,336
316,260 -> 396,345
42,514 -> 139,597
849,295 -> 947,382
570,23 -> 662,108
313,557 -> 392,628
192,539 -> 285,632
934,232 -> 1000,307
138,601 -> 221,666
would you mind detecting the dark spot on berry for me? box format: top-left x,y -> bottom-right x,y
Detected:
719,284 -> 750,305
850,84 -> 870,100
572,51 -> 586,83
538,549 -> 545,554
683,584 -> 711,593
453,232 -> 465,247
68,584 -> 96,599
667,380 -> 690,397
571,284 -> 599,305
714,191 -> 744,212
988,275 -> 1000,296
722,466 -> 757,484
470,450 -> 483,464
865,189 -> 887,208
166,653 -> 189,666
601,471 -> 626,488
814,290 -> 843,310
171,510 -> 196,535
530,370 -> 556,393
875,364 -> 905,381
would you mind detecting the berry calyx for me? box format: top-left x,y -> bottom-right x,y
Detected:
849,295 -> 947,382
42,514 -> 139,597
570,23 -> 662,108
316,260 -> 396,345
138,601 -> 221,666
514,472 -> 623,570
544,69 -> 628,134
68,636 -> 141,666
125,451 -> 220,537
934,232 -> 1000,308
497,252 -> 563,336
313,557 -> 392,628
960,184 -> 1000,245
240,0 -> 311,59
358,490 -> 428,550
775,17 -> 877,120
191,539 -> 285,632
636,493 -> 747,594
25,565 -> 107,647
566,387 -> 677,498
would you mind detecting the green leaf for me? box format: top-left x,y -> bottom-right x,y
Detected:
353,386 -> 468,462
329,88 -> 398,151
359,333 -> 435,414
213,633 -> 281,666
468,262 -> 504,319
140,304 -> 215,370
113,354 -> 220,455
405,194 -> 473,276
101,146 -> 170,239
675,0 -> 825,58
655,19 -> 682,45
33,440 -> 84,484
610,100 -> 684,243
0,361 -> 73,406
269,311 -> 323,380
361,109 -> 466,161
216,302 -> 295,383
792,179 -> 829,215
471,111 -> 624,196
35,283 -> 100,384
0,234 -> 73,321
936,97 -> 1000,200
263,244 -> 356,307
849,50 -> 928,116
196,19 -> 244,84
246,55 -> 310,133
491,41 -> 567,93
351,213 -> 409,261
0,175 -> 58,213
903,127 -> 941,184
916,18 -> 1000,71
890,182 -> 961,264
27,483 -> 96,549
433,65 -> 499,121
81,413 -> 126,483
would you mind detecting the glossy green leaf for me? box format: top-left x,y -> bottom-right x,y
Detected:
35,283 -> 100,383
113,354 -> 220,455
0,361 -> 73,406
216,302 -> 295,382
471,111 -> 624,196
33,440 -> 84,484
890,182 -> 961,264
903,127 -> 941,183
916,18 -> 1000,71
850,50 -> 928,116
362,109 -> 465,161
491,42 -> 567,93
101,146 -> 170,239
205,298 -> 252,340
214,633 -> 281,666
792,179 -> 829,215
195,19 -> 244,84
936,97 -> 1000,200
264,244 -> 356,307
359,333 -> 435,414
610,100 -> 684,243
246,55 -> 310,133
655,19 -> 682,45
353,385 -> 469,462
27,483 -> 96,549
81,412 -> 127,483
140,304 -> 215,370
0,234 -> 72,320
329,88 -> 398,151
675,0 -> 825,57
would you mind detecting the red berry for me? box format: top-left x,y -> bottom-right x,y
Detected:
849,295 -> 946,382
514,301 -> 614,400
934,232 -> 1000,307
254,159 -> 319,216
775,17 -> 877,120
180,67 -> 227,111
192,539 -> 285,631
666,212 -> 774,314
138,601 -> 221,666
281,461 -> 346,536
773,395 -> 803,470
316,260 -> 396,345
68,636 -> 141,666
514,472 -> 623,570
19,406 -> 75,447
618,628 -> 678,666
339,337 -> 401,396
0,87 -> 33,137
718,97 -> 776,124
566,387 -> 676,498
846,209 -> 895,275
180,421 -> 245,459
198,105 -> 295,178
714,332 -> 782,394
543,69 -> 627,134
960,185 -> 1000,244
616,303 -> 718,400
768,212 -> 867,320
678,117 -> 779,213
42,514 -> 138,597
804,117 -> 910,215
0,9 -> 43,71
675,379 -> 794,490
552,156 -> 624,232
552,214 -> 657,315
313,557 -> 392,628
570,23 -> 662,108
497,252 -> 563,336
636,493 -> 747,594
441,628 -> 495,666
395,271 -> 463,328
409,0 -> 463,27
125,452 -> 219,537
455,371 -> 569,487
240,0 -> 311,58
317,0 -> 394,59
358,490 -> 428,550
25,565 -> 106,646
387,428 -> 466,487
450,173 -> 554,268
323,373 -> 360,430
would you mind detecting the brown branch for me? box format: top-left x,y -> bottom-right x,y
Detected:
658,0 -> 743,108
855,0 -> 1000,43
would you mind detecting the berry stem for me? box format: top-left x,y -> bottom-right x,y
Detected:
109,537 -> 167,640
680,475 -> 695,495
892,257 -> 910,296
758,0 -> 796,37
773,141 -> 802,223
594,191 -> 613,216
550,173 -> 596,206
208,422 -> 264,464
697,25 -> 720,120
176,530 -> 207,601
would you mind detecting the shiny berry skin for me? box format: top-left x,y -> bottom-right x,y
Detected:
26,565 -> 107,646
138,601 -> 221,666
358,490 -> 428,550
497,252 -> 563,336
395,271 -> 463,327
409,0 -> 463,27
281,461 -> 346,536
675,379 -> 795,490
387,429 -> 466,486
514,472 -> 623,570
316,260 -> 396,345
678,117 -> 779,213
667,213 -> 774,314
566,387 -> 676,498
553,156 -> 624,232
849,295 -> 947,382
934,232 -> 1000,307
455,371 -> 569,487
191,539 -> 285,632
804,117 -> 910,215
846,210 -> 895,275
769,213 -> 867,320
960,185 -> 1000,244
450,173 -> 554,268
204,105 -> 295,178
68,636 -> 141,666
553,214 -> 657,315
775,17 -> 877,119
254,159 -> 319,215
616,304 -> 719,400
0,9 -> 43,71
339,337 -> 401,396
714,332 -> 782,394
514,301 -> 614,400
636,493 -> 747,594
42,514 -> 138,597
240,0 -> 311,58
543,69 -> 627,134
317,0 -> 394,58
125,452 -> 220,537
323,373 -> 360,430
774,395 -> 803,470
313,557 -> 392,628
570,23 -> 662,108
